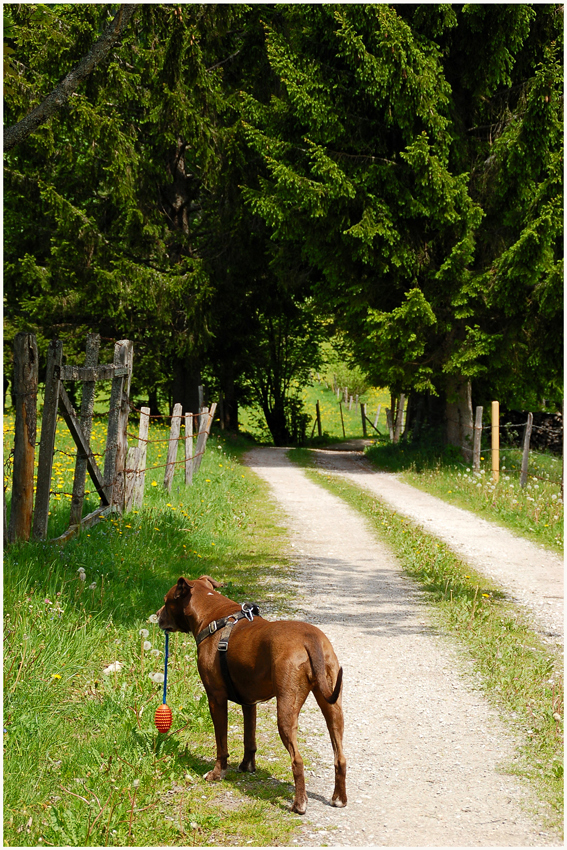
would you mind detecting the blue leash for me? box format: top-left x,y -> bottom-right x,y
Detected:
163,631 -> 169,705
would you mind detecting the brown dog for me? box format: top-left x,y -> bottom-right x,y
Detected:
157,575 -> 347,814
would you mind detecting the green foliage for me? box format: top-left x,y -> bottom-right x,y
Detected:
3,415 -> 301,846
3,4 -> 563,427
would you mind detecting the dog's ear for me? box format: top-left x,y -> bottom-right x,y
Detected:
173,577 -> 192,600
199,575 -> 223,590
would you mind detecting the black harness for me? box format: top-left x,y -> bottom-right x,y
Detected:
195,602 -> 260,705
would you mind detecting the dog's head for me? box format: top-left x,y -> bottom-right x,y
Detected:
156,575 -> 223,633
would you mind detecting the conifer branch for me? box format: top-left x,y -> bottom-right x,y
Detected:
4,4 -> 139,152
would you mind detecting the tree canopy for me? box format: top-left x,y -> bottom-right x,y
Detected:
4,4 -> 563,444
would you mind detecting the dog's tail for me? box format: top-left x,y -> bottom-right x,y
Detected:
307,640 -> 343,705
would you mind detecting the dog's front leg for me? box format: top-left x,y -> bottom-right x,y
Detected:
205,697 -> 229,781
239,704 -> 257,773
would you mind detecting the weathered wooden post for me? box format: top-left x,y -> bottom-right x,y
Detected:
69,333 -> 100,526
8,333 -> 38,542
373,404 -> 381,431
192,403 -> 217,476
393,394 -> 405,444
361,403 -> 367,438
185,413 -> 194,486
520,412 -> 533,488
103,340 -> 133,511
33,339 -> 63,540
164,403 -> 183,492
491,400 -> 500,482
130,406 -> 150,510
472,406 -> 483,472
316,400 -> 322,438
339,402 -> 346,438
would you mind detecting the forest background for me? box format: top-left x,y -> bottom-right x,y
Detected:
4,3 -> 563,446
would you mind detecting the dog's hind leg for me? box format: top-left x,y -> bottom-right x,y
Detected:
239,704 -> 257,773
276,691 -> 310,814
205,697 -> 229,781
313,690 -> 347,808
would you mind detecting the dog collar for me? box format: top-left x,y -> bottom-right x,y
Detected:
195,602 -> 259,646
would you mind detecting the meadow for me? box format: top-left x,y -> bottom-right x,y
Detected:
3,414 -> 307,847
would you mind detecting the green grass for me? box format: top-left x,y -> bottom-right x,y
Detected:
365,440 -> 564,553
238,381 -> 390,444
289,448 -> 564,835
3,415 -> 306,847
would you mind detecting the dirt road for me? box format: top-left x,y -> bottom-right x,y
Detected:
244,447 -> 562,847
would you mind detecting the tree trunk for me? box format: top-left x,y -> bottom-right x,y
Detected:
445,377 -> 473,461
263,399 -> 290,446
172,358 -> 202,415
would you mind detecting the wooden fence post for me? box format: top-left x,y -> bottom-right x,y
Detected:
103,340 -> 133,511
373,404 -> 381,430
192,407 -> 209,476
491,400 -> 500,482
316,400 -> 322,438
472,406 -> 483,472
33,339 -> 63,540
131,407 -> 150,509
69,333 -> 100,526
393,394 -> 405,444
8,332 -> 38,542
385,409 -> 393,441
361,403 -> 367,438
520,412 -> 533,488
164,403 -> 183,492
185,413 -> 194,486
339,402 -> 346,438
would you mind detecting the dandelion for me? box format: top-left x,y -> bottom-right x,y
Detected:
89,582 -> 96,590
51,674 -> 62,680
143,641 -> 152,651
139,628 -> 149,638
147,614 -> 159,624
151,648 -> 161,657
103,661 -> 123,675
148,672 -> 164,684
151,481 -> 158,487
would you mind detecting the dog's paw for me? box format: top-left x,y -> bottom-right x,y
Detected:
203,768 -> 226,782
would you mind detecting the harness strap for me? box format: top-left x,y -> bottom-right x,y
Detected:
217,621 -> 248,705
195,611 -> 247,646
195,603 -> 260,646
194,602 -> 261,706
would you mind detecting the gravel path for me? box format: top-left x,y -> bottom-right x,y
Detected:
244,447 -> 562,847
312,447 -> 564,649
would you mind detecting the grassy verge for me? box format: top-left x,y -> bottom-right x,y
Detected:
289,449 -> 564,834
3,418 -> 305,847
365,441 -> 563,553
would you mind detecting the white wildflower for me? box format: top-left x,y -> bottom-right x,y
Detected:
139,628 -> 149,638
147,614 -> 159,624
103,661 -> 123,675
143,641 -> 152,651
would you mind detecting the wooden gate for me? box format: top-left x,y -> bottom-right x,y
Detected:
32,335 -> 133,542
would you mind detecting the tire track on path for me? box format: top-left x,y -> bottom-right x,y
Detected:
312,447 -> 563,649
244,447 -> 560,847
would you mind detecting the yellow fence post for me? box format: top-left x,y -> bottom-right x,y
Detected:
491,400 -> 500,482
